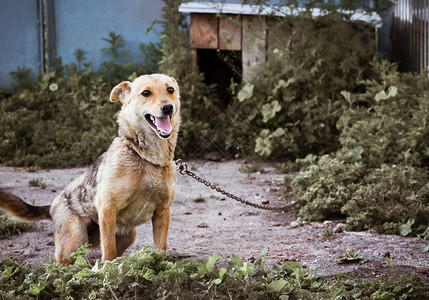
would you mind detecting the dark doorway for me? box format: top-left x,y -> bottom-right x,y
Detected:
197,49 -> 242,107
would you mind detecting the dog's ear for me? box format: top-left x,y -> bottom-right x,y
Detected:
110,81 -> 131,104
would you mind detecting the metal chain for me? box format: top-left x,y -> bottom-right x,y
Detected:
175,159 -> 295,212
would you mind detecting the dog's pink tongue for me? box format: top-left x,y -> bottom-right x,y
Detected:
155,116 -> 172,134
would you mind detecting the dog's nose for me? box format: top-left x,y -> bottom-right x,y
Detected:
161,103 -> 173,115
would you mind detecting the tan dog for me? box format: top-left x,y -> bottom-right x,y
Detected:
0,74 -> 180,265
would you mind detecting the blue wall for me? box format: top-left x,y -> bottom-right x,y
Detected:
0,0 -> 41,89
53,0 -> 163,69
0,0 -> 164,89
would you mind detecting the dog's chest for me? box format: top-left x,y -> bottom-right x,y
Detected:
116,171 -> 175,229
116,197 -> 156,228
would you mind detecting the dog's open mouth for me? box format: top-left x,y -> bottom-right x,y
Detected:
145,114 -> 172,139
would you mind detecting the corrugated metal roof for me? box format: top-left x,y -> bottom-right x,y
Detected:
179,2 -> 382,27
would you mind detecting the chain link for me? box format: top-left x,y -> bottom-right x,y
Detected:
175,159 -> 295,212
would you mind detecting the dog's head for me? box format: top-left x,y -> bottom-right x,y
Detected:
110,74 -> 180,139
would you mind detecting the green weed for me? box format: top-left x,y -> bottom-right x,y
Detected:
322,229 -> 335,240
25,166 -> 40,173
28,178 -> 46,189
0,247 -> 425,299
193,196 -> 205,203
336,249 -> 369,264
275,161 -> 298,174
10,67 -> 34,90
0,211 -> 36,239
239,163 -> 265,174
283,174 -> 294,183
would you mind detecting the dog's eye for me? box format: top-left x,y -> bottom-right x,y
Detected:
167,87 -> 174,94
141,90 -> 152,97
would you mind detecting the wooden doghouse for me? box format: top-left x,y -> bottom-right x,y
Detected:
179,2 -> 381,102
179,3 -> 277,83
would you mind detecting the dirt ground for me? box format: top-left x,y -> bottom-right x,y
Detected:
0,160 -> 428,285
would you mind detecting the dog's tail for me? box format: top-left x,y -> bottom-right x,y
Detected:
0,189 -> 51,221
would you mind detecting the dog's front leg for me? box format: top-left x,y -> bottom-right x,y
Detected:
99,203 -> 117,261
152,205 -> 170,251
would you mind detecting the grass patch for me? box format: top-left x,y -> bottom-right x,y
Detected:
0,211 -> 36,239
193,196 -> 205,203
0,246 -> 426,299
336,249 -> 369,264
28,178 -> 47,189
275,161 -> 299,174
25,166 -> 40,173
239,163 -> 265,174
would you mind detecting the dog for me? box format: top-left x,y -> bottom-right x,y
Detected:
0,74 -> 180,265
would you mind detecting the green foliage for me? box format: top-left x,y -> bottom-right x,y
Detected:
98,31 -> 161,86
69,243 -> 93,267
0,247 -> 426,299
101,31 -> 128,63
275,161 -> 299,174
336,249 -> 369,264
193,196 -> 205,203
0,211 -> 36,239
10,67 -> 34,91
322,228 -> 335,239
0,30 -> 161,168
139,42 -> 163,75
28,178 -> 47,189
231,13 -> 377,159
292,61 -> 429,236
399,218 -> 415,237
72,49 -> 88,71
239,163 -> 265,174
0,65 -> 118,168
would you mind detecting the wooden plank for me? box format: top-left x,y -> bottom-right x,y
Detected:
242,15 -> 266,81
190,13 -> 218,49
219,15 -> 241,50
